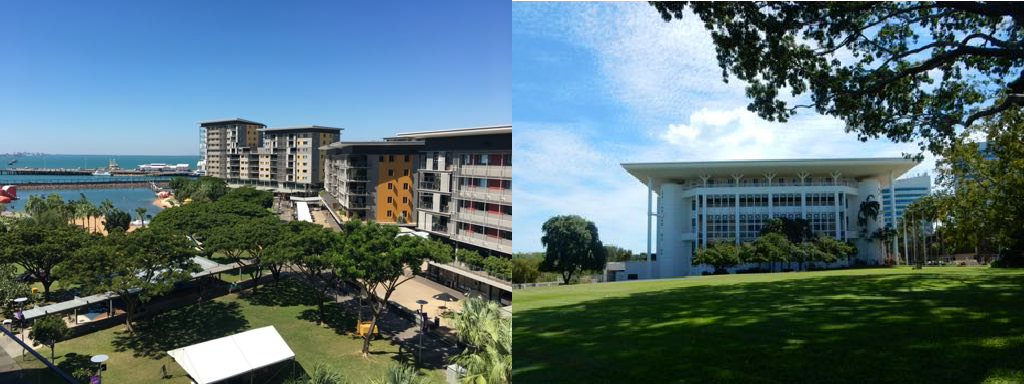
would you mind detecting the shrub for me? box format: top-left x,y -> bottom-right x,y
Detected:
511,256 -> 541,284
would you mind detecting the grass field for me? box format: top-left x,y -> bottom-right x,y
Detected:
513,266 -> 1024,383
18,279 -> 443,383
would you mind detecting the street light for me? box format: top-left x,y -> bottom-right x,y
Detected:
416,299 -> 428,367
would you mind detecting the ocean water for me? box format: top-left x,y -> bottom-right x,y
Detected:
1,188 -> 165,216
0,154 -> 198,215
2,154 -> 200,170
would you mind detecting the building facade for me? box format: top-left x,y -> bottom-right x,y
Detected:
881,174 -> 932,229
393,126 -> 513,256
200,119 -> 340,192
621,158 -> 919,280
321,142 -> 423,224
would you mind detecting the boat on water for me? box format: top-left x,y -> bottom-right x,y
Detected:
7,159 -> 16,165
92,159 -> 118,176
139,163 -> 190,172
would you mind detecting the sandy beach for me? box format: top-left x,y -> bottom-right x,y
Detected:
71,216 -> 142,235
153,196 -> 177,209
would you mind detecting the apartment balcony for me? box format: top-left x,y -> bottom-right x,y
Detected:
458,164 -> 511,178
431,221 -> 452,234
455,210 -> 512,230
419,202 -> 451,215
456,187 -> 511,204
451,231 -> 512,254
419,181 -> 442,191
347,187 -> 368,195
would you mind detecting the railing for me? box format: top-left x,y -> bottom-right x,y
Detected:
419,181 -> 440,190
431,222 -> 451,233
681,181 -> 858,189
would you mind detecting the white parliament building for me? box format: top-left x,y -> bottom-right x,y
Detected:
619,157 -> 921,280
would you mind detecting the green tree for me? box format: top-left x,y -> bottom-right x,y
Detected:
857,195 -> 881,238
220,186 -> 274,208
457,248 -> 484,269
62,227 -> 198,333
604,245 -> 636,262
650,2 -> 1024,156
760,217 -> 812,244
135,207 -> 148,228
748,232 -> 794,272
482,256 -> 512,279
445,298 -> 511,384
1,222 -> 94,301
276,221 -> 341,326
0,263 -> 30,317
693,241 -> 742,274
935,109 -> 1024,265
103,209 -> 132,233
29,314 -> 69,360
510,256 -> 541,284
539,215 -> 607,284
342,220 -> 451,356
813,235 -> 855,266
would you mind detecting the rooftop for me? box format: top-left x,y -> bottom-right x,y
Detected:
392,125 -> 511,139
622,157 -> 920,191
199,118 -> 266,126
261,125 -> 343,133
319,140 -> 424,151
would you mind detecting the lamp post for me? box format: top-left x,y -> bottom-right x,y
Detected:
416,299 -> 428,367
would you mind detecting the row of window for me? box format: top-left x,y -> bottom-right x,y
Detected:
458,177 -> 511,190
461,153 -> 511,166
386,182 -> 410,190
698,176 -> 844,186
694,193 -> 845,208
457,200 -> 512,216
457,222 -> 512,240
386,196 -> 410,204
694,213 -> 843,238
386,168 -> 411,177
379,155 -> 412,163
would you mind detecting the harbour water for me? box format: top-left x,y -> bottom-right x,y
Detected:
0,154 -> 198,215
2,154 -> 200,170
1,188 -> 166,215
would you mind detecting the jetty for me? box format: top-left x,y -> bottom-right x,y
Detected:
1,176 -> 192,190
0,168 -> 193,177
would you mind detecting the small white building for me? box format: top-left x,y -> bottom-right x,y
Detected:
620,157 -> 920,280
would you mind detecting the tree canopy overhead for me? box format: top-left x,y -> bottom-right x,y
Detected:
650,2 -> 1024,155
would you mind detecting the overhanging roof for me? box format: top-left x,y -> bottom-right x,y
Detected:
261,125 -> 343,133
393,125 -> 511,139
319,140 -> 424,151
199,118 -> 265,126
622,157 -> 920,191
167,326 -> 295,384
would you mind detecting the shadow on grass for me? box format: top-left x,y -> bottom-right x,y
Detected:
238,278 -> 319,307
111,300 -> 249,359
298,302 -> 357,335
513,271 -> 1024,383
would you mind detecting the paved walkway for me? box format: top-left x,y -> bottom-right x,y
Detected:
378,276 -> 465,328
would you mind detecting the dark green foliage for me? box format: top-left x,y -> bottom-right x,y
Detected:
30,314 -> 70,360
0,263 -> 30,316
457,248 -> 484,268
604,245 -> 638,262
482,256 -> 512,279
511,256 -> 542,284
63,227 -> 198,333
540,215 -> 607,284
650,2 -> 1024,156
760,217 -> 812,244
220,186 -> 274,208
693,241 -> 742,274
2,222 -> 94,301
169,176 -> 228,203
746,232 -> 794,272
103,209 -> 132,233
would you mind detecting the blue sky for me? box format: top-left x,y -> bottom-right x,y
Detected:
511,2 -> 936,253
0,0 -> 509,155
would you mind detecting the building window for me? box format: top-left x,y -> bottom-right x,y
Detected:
388,196 -> 393,204
404,155 -> 410,162
388,182 -> 393,190
404,169 -> 409,176
387,210 -> 392,217
379,155 -> 385,162
403,183 -> 408,190
388,169 -> 394,177
389,155 -> 394,162
402,197 -> 408,204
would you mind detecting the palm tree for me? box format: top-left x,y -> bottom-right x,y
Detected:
99,199 -> 115,216
445,298 -> 511,384
857,194 -> 880,236
370,363 -> 423,384
135,207 -> 147,228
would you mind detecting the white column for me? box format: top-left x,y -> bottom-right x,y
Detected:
734,192 -> 740,245
765,172 -> 775,218
834,191 -> 841,239
647,177 -> 653,277
701,194 -> 707,248
889,170 -> 898,263
798,173 -> 809,219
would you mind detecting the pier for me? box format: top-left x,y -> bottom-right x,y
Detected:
0,176 -> 192,190
0,168 -> 194,177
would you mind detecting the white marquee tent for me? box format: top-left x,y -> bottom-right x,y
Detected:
167,326 -> 295,384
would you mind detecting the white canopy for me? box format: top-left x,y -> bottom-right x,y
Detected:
167,326 -> 295,384
295,201 -> 313,223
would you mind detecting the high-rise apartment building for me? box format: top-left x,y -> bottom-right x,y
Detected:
200,119 -> 340,192
321,142 -> 423,224
881,174 -> 932,229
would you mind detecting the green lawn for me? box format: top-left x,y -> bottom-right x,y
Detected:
19,279 -> 443,383
513,266 -> 1024,383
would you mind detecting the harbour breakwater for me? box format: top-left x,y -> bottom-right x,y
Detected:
15,181 -> 169,190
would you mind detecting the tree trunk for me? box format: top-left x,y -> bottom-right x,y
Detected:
562,270 -> 574,284
361,300 -> 383,356
269,266 -> 281,285
51,345 -> 55,361
316,288 -> 327,325
42,280 -> 53,302
125,297 -> 137,334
